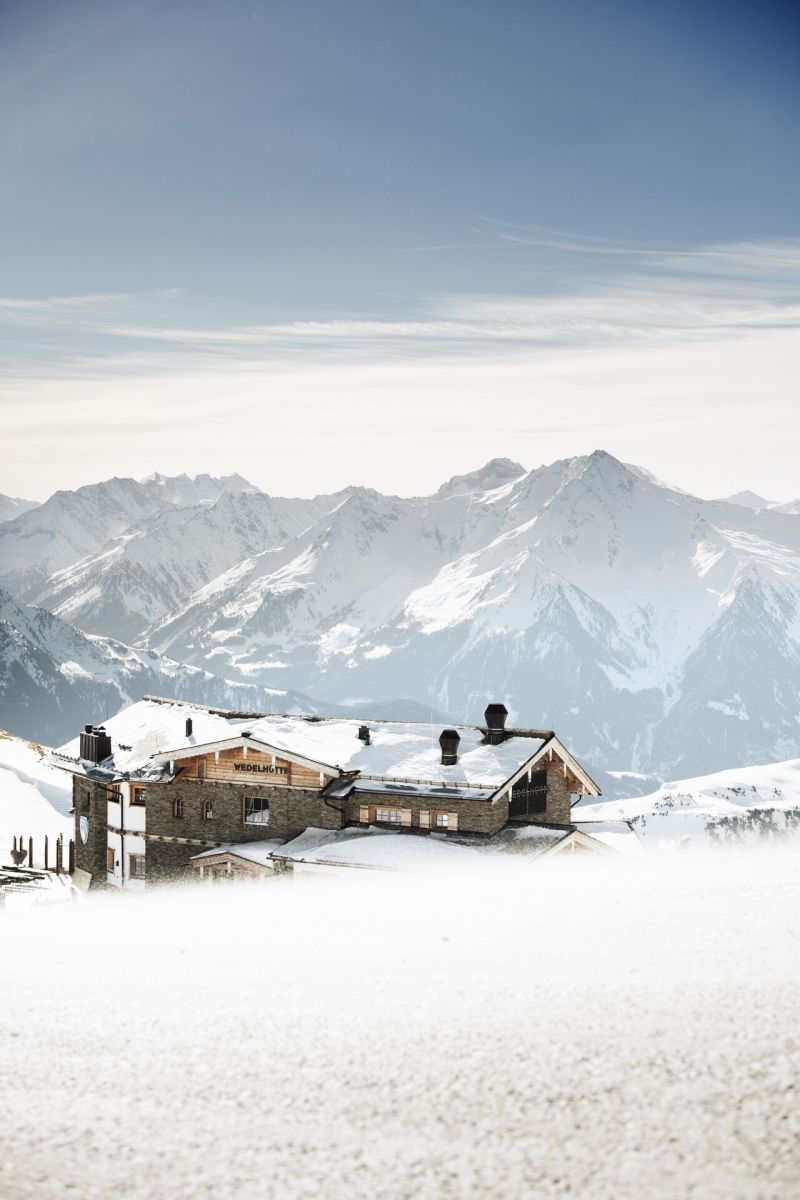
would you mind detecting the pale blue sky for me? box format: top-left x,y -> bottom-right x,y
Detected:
1,0 -> 798,499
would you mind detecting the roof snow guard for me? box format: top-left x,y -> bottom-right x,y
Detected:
46,696 -> 602,796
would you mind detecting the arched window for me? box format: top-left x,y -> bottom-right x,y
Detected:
173,797 -> 184,819
202,799 -> 213,821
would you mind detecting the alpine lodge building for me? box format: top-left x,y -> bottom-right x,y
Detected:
49,696 -> 604,889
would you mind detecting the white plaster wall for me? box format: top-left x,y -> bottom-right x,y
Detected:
123,785 -> 147,833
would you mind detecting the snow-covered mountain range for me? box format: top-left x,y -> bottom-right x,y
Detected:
2,454 -> 800,777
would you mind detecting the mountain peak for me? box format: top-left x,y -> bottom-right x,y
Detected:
436,458 -> 526,498
555,450 -> 639,494
724,490 -> 772,510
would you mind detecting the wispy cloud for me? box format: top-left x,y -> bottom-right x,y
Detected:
0,291 -> 132,313
87,238 -> 800,360
0,288 -> 183,324
2,239 -> 798,363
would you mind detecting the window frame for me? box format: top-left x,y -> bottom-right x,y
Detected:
106,847 -> 115,873
243,795 -> 270,826
129,853 -> 146,879
201,798 -> 214,821
173,796 -> 184,819
130,786 -> 147,807
374,807 -> 404,825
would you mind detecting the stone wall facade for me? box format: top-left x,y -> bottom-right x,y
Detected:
139,779 -> 342,883
344,789 -> 508,835
73,776 -> 109,882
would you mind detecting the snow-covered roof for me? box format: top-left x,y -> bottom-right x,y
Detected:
48,695 -> 557,790
270,827 -> 483,871
190,840 -> 285,867
323,777 -> 497,802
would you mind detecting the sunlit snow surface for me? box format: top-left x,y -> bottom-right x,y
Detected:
0,730 -> 71,851
1,855 -> 799,1200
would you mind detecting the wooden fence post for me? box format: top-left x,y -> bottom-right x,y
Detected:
56,836 -> 63,875
29,837 -> 33,869
68,839 -> 75,875
44,835 -> 49,871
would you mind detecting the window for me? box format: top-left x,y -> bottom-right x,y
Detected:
244,796 -> 270,825
108,785 -> 121,804
432,811 -> 459,832
375,807 -> 404,825
201,799 -> 214,821
130,787 -> 147,807
129,854 -> 146,879
107,847 -> 115,873
173,797 -> 184,819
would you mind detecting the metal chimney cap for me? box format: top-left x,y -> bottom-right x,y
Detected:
439,728 -> 460,765
484,703 -> 508,725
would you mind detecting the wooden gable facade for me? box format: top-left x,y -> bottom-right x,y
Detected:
175,744 -> 333,792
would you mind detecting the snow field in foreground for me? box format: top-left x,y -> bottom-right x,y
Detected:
1,853 -> 799,1200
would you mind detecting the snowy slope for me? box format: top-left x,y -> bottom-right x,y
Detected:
575,758 -> 800,848
35,487 -> 352,641
0,728 -> 72,857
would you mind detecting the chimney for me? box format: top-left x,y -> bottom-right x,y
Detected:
484,703 -> 508,745
185,717 -> 193,738
357,725 -> 370,745
94,726 -> 112,761
439,729 -> 460,766
80,724 -> 111,763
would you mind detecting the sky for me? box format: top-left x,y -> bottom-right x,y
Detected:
0,0 -> 798,501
